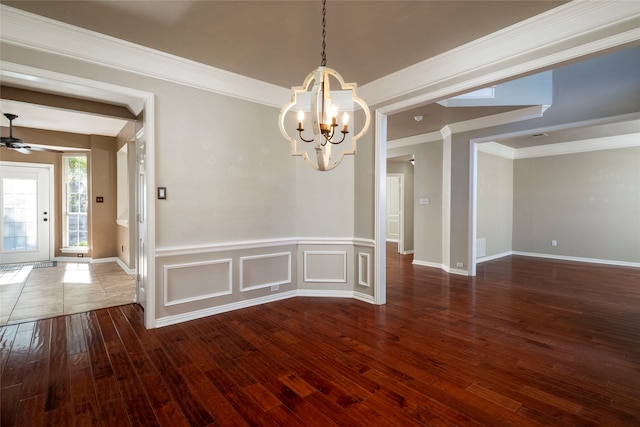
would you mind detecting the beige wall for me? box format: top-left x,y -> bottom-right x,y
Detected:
90,135 -> 118,259
477,151 -> 513,258
513,146 -> 640,263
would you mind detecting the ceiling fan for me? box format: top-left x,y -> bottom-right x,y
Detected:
1,113 -> 62,154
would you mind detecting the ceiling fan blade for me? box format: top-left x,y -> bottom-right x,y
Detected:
14,147 -> 32,154
25,145 -> 63,153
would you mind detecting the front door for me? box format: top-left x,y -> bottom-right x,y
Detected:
1,163 -> 53,264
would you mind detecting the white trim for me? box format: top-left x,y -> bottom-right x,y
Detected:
477,142 -> 516,159
476,251 -> 514,264
60,247 -> 89,254
354,292 -> 375,303
303,250 -> 347,283
156,238 -> 297,257
469,142 -> 478,276
412,259 -> 443,269
361,1 -> 640,106
387,131 -> 442,151
477,251 -> 640,269
358,252 -> 371,288
163,259 -> 233,307
155,290 -> 298,328
374,110 -> 387,305
451,106 -> 549,135
115,257 -> 136,275
353,238 -> 376,248
156,237 -> 363,258
239,252 -> 292,292
514,133 -> 640,159
388,106 -> 548,153
297,289 -> 354,298
0,5 -> 290,109
442,136 -> 452,270
54,256 -> 91,263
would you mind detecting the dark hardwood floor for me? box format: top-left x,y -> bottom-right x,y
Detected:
2,245 -> 639,426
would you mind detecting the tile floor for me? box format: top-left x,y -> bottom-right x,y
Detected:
0,261 -> 136,325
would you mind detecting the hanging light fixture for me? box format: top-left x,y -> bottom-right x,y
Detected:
279,0 -> 370,171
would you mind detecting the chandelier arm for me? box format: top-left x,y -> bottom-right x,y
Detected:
297,129 -> 314,143
327,130 -> 348,145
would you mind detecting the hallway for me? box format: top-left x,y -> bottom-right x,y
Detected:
0,262 -> 136,325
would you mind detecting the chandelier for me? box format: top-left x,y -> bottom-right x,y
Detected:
279,0 -> 370,171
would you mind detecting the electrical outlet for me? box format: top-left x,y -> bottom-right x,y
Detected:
271,284 -> 279,291
456,262 -> 464,268
551,240 -> 558,247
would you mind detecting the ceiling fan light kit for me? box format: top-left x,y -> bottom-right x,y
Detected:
278,0 -> 370,171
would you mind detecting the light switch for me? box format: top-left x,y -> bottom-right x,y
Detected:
419,198 -> 430,205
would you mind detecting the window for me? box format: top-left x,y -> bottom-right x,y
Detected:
62,155 -> 88,250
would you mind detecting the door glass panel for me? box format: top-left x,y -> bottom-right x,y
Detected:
2,177 -> 38,252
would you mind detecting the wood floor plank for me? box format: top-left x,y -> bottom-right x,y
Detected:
0,248 -> 638,426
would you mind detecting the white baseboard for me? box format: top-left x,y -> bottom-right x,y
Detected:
156,290 -> 298,328
412,259 -> 442,269
477,251 -> 513,263
115,258 -> 136,275
511,251 -> 640,268
54,256 -> 91,263
154,288 -> 379,328
53,256 -> 137,274
412,259 -> 470,276
477,251 -> 640,268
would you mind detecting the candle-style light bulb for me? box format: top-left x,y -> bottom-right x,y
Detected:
342,112 -> 349,132
297,111 -> 304,129
330,105 -> 338,126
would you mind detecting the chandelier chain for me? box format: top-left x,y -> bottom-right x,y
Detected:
321,0 -> 327,66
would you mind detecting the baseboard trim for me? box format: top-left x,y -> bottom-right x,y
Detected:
511,251 -> 640,268
156,290 -> 298,328
477,251 -> 640,268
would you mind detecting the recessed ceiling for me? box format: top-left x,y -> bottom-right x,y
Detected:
2,1 -> 567,88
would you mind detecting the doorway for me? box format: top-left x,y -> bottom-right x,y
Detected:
0,162 -> 53,263
386,173 -> 404,254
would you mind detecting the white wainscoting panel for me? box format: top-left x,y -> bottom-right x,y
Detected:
358,252 -> 370,287
163,259 -> 232,306
303,250 -> 347,283
240,252 -> 292,292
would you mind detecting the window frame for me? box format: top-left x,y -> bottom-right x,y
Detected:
61,154 -> 89,253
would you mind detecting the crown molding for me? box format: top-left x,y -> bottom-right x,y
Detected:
363,1 -> 640,108
387,105 -> 547,152
478,132 -> 640,160
513,133 -> 640,159
447,105 -> 548,135
477,142 -> 516,159
387,131 -> 443,151
0,5 -> 291,109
